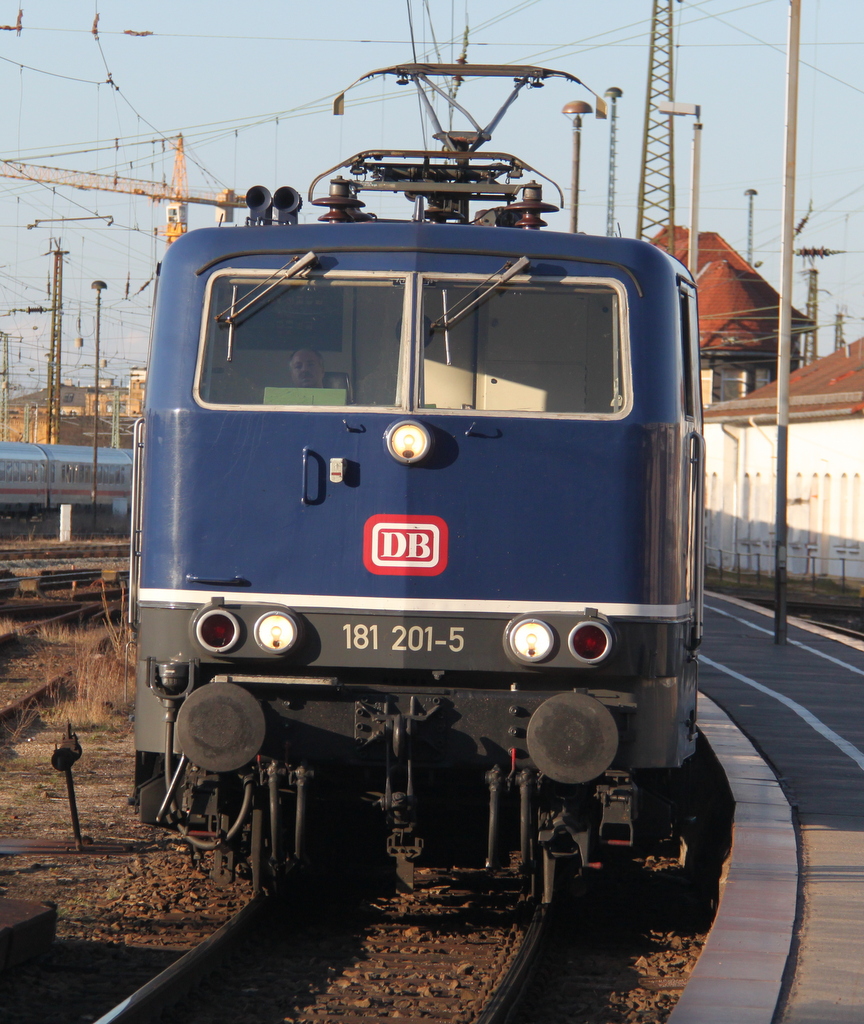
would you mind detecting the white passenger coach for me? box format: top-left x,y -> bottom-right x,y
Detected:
0,443 -> 133,515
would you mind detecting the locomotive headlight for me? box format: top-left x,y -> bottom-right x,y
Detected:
195,608 -> 242,653
506,618 -> 556,664
385,419 -> 433,465
568,620 -> 614,664
254,611 -> 300,653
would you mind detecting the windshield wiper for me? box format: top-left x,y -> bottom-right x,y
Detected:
429,256 -> 530,336
214,250 -> 318,361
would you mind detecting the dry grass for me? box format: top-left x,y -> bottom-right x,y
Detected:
28,600 -> 136,732
0,604 -> 135,762
30,621 -> 77,645
1,702 -> 40,747
43,628 -> 133,731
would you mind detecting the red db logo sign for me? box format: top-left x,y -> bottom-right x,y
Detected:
363,514 -> 449,576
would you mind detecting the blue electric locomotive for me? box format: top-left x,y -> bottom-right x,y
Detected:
131,65 -> 703,897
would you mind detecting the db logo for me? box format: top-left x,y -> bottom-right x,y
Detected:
363,514 -> 449,576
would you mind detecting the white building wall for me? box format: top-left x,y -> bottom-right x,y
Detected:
704,418 -> 864,580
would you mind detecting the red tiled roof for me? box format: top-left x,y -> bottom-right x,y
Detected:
652,226 -> 811,355
705,336 -> 864,422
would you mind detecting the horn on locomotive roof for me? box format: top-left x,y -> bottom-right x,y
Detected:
246,185 -> 272,225
273,186 -> 303,225
246,185 -> 304,226
332,63 -> 607,153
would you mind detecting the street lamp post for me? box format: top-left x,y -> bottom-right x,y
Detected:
604,87 -> 623,237
745,189 -> 758,266
561,100 -> 593,233
657,102 -> 702,274
90,281 -> 107,529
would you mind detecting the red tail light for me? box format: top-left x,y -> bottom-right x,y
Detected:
195,609 -> 241,653
568,621 -> 613,664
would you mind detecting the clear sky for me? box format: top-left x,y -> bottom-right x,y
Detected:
0,0 -> 858,392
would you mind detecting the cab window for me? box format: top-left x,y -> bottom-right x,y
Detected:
197,274 -> 405,408
420,279 -> 624,415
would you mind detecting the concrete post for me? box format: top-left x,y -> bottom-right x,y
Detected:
59,504 -> 72,542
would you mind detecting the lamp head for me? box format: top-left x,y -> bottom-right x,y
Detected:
562,101 -> 593,118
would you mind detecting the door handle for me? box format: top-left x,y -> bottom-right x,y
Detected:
301,447 -> 326,505
185,575 -> 250,587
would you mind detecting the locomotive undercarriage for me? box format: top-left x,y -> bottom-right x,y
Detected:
135,657 -> 693,896
136,748 -> 674,899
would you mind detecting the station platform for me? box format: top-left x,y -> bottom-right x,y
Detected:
697,591 -> 864,1024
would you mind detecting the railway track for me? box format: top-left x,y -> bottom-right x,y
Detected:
718,591 -> 860,617
94,870 -> 549,1024
84,846 -> 713,1024
0,536 -> 129,604
0,542 -> 128,562
0,567 -> 128,595
709,587 -> 864,634
93,895 -> 270,1024
796,616 -> 864,641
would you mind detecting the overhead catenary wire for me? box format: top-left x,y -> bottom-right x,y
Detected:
0,3 -> 862,375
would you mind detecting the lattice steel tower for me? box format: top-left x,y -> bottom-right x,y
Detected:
835,310 -> 845,351
47,240 -> 68,444
636,0 -> 675,247
796,247 -> 843,364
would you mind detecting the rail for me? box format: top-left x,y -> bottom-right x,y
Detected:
0,567 -> 129,592
475,902 -> 550,1024
92,896 -> 269,1024
0,543 -> 128,560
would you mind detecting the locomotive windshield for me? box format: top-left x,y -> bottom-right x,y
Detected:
196,271 -> 626,415
197,274 -> 405,407
422,279 -> 623,414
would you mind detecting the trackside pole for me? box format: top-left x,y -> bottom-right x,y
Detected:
774,0 -> 801,645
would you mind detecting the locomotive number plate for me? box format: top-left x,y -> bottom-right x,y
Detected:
342,622 -> 465,653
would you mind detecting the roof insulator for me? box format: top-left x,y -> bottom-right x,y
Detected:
502,182 -> 558,230
311,176 -> 368,223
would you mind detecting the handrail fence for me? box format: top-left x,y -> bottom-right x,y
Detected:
706,546 -> 864,595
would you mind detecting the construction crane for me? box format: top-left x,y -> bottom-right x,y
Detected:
0,136 -> 244,244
